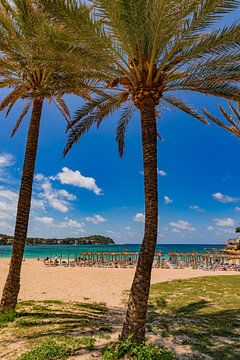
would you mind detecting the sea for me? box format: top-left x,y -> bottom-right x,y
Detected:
0,244 -> 224,259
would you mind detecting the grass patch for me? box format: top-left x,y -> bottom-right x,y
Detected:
0,300 -> 108,359
0,309 -> 16,328
149,275 -> 240,360
19,336 -> 95,360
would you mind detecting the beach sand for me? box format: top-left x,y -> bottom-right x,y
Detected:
0,259 -> 238,307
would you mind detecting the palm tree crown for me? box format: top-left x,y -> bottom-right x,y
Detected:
0,0 -> 107,131
55,0 -> 240,154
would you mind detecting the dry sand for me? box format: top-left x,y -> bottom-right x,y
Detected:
0,259 -> 238,307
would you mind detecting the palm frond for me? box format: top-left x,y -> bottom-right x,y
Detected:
0,86 -> 27,110
64,93 -> 122,156
116,105 -> 133,157
162,94 -> 209,125
10,102 -> 31,138
203,101 -> 240,137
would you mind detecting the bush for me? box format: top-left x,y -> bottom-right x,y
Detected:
102,336 -> 175,360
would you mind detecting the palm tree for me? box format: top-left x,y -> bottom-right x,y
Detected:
0,0 -> 106,313
41,0 -> 240,342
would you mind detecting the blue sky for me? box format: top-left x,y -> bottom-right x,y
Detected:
0,10 -> 239,244
0,90 -> 239,244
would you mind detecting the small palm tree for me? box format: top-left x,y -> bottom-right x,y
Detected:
41,0 -> 240,342
0,0 -> 103,312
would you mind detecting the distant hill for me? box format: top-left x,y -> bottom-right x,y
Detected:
0,234 -> 114,245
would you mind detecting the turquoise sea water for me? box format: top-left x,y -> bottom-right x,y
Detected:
0,244 -> 224,259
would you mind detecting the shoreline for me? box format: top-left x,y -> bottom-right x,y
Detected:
0,259 -> 238,307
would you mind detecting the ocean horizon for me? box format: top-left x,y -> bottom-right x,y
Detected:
0,243 -> 225,259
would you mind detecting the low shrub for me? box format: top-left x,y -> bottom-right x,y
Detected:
102,336 -> 175,360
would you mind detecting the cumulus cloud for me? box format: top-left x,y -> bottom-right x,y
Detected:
54,167 -> 102,195
235,207 -> 240,212
158,169 -> 167,176
189,205 -> 205,213
35,175 -> 76,213
0,154 -> 15,167
35,216 -> 54,225
212,192 -> 239,203
207,226 -> 215,232
57,218 -> 85,229
214,217 -> 234,227
170,220 -> 196,232
164,196 -> 173,205
35,216 -> 85,230
31,199 -> 45,211
85,214 -> 106,224
172,228 -> 181,233
218,229 -> 235,234
133,213 -> 145,223
0,188 -> 18,220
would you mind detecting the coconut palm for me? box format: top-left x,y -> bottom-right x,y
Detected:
40,0 -> 240,342
0,0 -> 108,312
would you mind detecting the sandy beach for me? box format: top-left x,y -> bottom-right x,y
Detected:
0,259 -> 239,307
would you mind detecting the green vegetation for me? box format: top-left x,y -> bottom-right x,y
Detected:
102,336 -> 174,360
19,337 -> 95,360
0,309 -> 15,328
0,234 -> 114,245
0,277 -> 239,359
148,276 -> 240,360
0,300 -> 107,359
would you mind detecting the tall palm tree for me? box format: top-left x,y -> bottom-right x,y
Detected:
0,0 -> 107,313
41,0 -> 240,342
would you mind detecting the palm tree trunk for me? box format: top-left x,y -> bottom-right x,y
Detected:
0,98 -> 43,313
122,97 -> 158,343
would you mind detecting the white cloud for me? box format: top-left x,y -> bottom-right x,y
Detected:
212,192 -> 239,203
36,175 -> 76,213
35,216 -> 85,230
0,154 -> 15,167
207,226 -> 215,232
214,217 -> 234,227
158,169 -> 167,176
35,216 -> 54,225
189,205 -> 205,212
170,220 -> 196,232
0,188 -> 18,220
219,229 -> 235,234
235,207 -> 240,212
54,167 -> 102,195
57,218 -> 85,229
164,196 -> 173,205
133,212 -> 145,223
85,214 -> 106,224
106,230 -> 120,237
31,199 -> 45,211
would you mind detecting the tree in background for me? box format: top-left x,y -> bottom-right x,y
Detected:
0,0 -> 105,312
